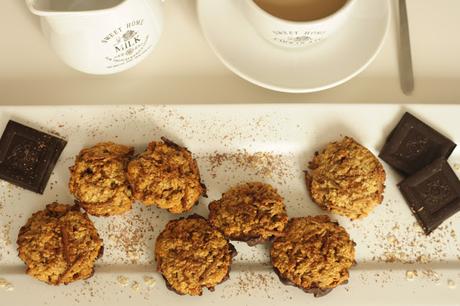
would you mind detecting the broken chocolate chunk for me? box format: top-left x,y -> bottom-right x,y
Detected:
380,112 -> 456,175
399,158 -> 460,234
0,120 -> 67,194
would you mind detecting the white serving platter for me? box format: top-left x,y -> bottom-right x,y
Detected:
0,104 -> 459,306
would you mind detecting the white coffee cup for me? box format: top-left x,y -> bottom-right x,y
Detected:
25,0 -> 163,74
241,0 -> 356,48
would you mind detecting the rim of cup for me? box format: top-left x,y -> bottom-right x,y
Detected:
245,0 -> 356,25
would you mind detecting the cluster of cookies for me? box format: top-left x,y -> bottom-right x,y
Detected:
154,135 -> 388,296
17,138 -> 206,285
69,138 -> 206,216
154,134 -> 387,296
157,181 -> 357,297
15,134 -> 388,297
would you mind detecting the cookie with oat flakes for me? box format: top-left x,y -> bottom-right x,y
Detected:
69,142 -> 134,216
208,182 -> 288,245
155,214 -> 236,296
17,203 -> 103,285
271,215 -> 356,297
306,137 -> 386,219
127,137 -> 206,214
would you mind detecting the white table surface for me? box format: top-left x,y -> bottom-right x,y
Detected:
1,0 -> 460,105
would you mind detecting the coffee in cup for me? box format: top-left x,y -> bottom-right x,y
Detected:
253,0 -> 348,22
242,0 -> 355,48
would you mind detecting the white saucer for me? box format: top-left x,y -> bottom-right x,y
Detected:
197,0 -> 390,93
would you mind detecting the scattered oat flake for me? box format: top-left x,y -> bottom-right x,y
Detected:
131,281 -> 140,292
0,278 -> 14,291
418,255 -> 429,264
447,279 -> 456,289
143,276 -> 156,288
387,235 -> 397,244
454,164 -> 460,171
117,275 -> 129,286
405,270 -> 416,281
422,269 -> 440,282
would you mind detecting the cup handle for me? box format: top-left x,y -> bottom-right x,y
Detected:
24,0 -> 37,14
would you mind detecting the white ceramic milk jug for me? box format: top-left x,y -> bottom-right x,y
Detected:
25,0 -> 163,74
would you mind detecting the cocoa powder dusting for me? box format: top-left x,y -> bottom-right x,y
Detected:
204,150 -> 293,184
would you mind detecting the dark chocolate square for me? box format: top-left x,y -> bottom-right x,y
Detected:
399,158 -> 460,234
0,120 -> 67,194
379,112 -> 456,175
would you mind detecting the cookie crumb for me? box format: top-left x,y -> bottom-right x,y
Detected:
447,279 -> 456,289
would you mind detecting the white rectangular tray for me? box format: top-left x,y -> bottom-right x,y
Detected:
0,104 -> 459,306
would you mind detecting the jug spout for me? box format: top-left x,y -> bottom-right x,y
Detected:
26,0 -> 126,16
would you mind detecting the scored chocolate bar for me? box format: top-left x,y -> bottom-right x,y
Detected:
0,120 -> 67,194
399,158 -> 460,234
380,112 -> 456,175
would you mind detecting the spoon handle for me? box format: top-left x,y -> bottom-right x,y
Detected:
399,0 -> 414,95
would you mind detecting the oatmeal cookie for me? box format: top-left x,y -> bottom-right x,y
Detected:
17,203 -> 103,285
155,215 -> 236,296
69,142 -> 134,216
271,216 -> 355,297
208,182 -> 288,245
306,137 -> 386,219
127,137 -> 206,214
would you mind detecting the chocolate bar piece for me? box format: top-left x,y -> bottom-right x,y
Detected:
379,112 -> 456,175
0,120 -> 67,194
399,158 -> 460,234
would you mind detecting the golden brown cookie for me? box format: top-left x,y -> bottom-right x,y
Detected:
306,137 -> 386,219
271,216 -> 355,297
208,182 -> 288,245
155,215 -> 236,296
127,137 -> 206,214
17,203 -> 103,285
69,142 -> 134,216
